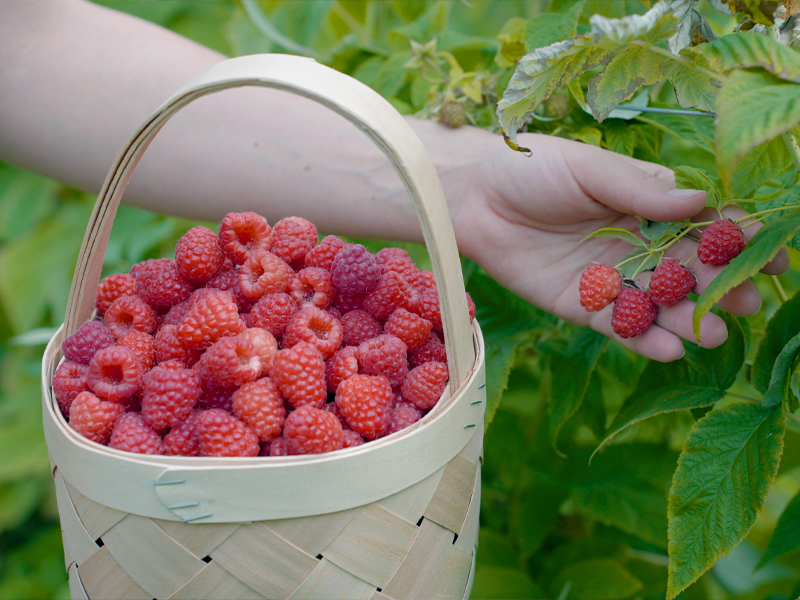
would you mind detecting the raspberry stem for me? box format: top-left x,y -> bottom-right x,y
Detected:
770,275 -> 788,303
734,204 -> 800,225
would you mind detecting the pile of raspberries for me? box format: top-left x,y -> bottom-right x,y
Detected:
52,212 -> 475,457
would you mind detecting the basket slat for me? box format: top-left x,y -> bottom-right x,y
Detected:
64,480 -> 126,540
285,558 -> 375,600
431,546 -> 473,600
76,546 -> 152,600
264,508 -> 357,557
154,519 -> 240,559
423,454 -> 478,533
376,465 -> 445,522
53,470 -> 99,567
455,466 -> 481,555
67,564 -> 89,600
166,562 -> 265,600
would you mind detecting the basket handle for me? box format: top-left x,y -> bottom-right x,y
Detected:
64,54 -> 474,387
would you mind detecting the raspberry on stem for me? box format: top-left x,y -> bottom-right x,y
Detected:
611,288 -> 659,339
579,264 -> 622,312
697,219 -> 745,265
649,258 -> 696,306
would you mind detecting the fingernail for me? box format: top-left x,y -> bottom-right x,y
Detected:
667,188 -> 702,198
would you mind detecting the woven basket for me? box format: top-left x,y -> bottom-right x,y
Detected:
41,54 -> 486,600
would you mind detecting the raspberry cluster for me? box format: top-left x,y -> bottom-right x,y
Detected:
55,213 -> 475,457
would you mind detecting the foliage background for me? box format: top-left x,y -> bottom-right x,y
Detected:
1,1 -> 799,599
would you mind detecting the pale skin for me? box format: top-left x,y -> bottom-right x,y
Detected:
0,0 -> 788,362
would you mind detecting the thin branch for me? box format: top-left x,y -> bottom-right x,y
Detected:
241,0 -> 317,58
788,411 -> 800,427
771,276 -> 789,303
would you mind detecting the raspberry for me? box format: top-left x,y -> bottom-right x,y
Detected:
326,306 -> 342,321
197,385 -> 235,413
384,308 -> 432,352
134,258 -> 195,312
104,295 -> 158,339
282,305 -> 343,359
288,267 -> 335,308
240,248 -> 294,301
331,244 -> 381,295
270,341 -> 327,409
239,327 -> 278,377
326,346 -> 360,393
52,361 -> 89,415
86,346 -> 142,403
466,292 -> 476,321
409,332 -> 447,368
267,436 -> 290,456
401,362 -> 448,410
332,292 -> 366,315
340,310 -> 382,347
697,219 -> 745,265
62,320 -> 116,365
385,402 -> 423,435
231,378 -> 286,442
579,264 -> 622,312
116,329 -> 155,373
249,293 -> 298,338
206,266 -> 255,313
162,411 -> 203,456
375,247 -> 426,291
154,324 -> 202,367
162,300 -> 192,328
195,336 -> 262,389
283,404 -> 343,455
416,270 -> 437,292
141,365 -> 202,430
357,334 -> 408,386
342,429 -> 366,448
69,391 -> 125,445
321,399 -> 349,428
649,258 -> 697,306
218,211 -> 272,265
109,412 -> 162,454
196,408 -> 260,457
304,235 -> 345,271
335,374 -> 392,440
611,288 -> 659,339
96,273 -> 136,317
438,101 -> 467,128
365,272 -> 420,321
271,216 -> 318,269
175,226 -> 225,284
177,288 -> 245,349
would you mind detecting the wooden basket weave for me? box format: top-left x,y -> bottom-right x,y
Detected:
41,54 -> 486,600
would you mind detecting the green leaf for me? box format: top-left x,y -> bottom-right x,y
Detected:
753,291 -> 800,393
758,488 -> 800,567
589,2 -> 675,45
616,247 -> 660,279
550,558 -> 643,600
524,0 -> 584,51
763,331 -> 800,408
666,403 -> 785,599
639,219 -> 684,242
674,165 -> 723,209
661,57 -> 719,113
0,163 -> 58,243
594,312 -> 745,459
512,473 -> 569,556
690,32 -> 800,80
692,212 -> 800,340
582,226 -> 647,247
715,70 -> 800,190
587,45 -> 666,122
495,17 -> 528,68
548,328 -> 608,452
637,111 -> 716,154
603,121 -> 636,156
730,136 -> 794,199
471,566 -> 544,600
0,480 -> 43,534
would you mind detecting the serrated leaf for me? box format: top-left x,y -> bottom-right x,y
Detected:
674,165 -> 723,209
573,126 -> 603,146
689,32 -> 800,80
639,219 -> 685,242
716,70 -> 800,190
692,211 -> 800,340
551,558 -> 644,600
512,473 -> 569,556
666,403 -> 785,600
616,247 -> 661,278
763,331 -> 800,407
789,363 -> 800,413
593,312 -> 745,459
661,57 -> 719,113
753,291 -> 800,393
495,17 -> 528,68
667,2 -> 717,54
582,226 -> 648,247
638,111 -> 715,153
758,488 -> 800,567
730,136 -> 794,198
603,121 -> 636,156
525,0 -> 584,51
589,1 -> 675,45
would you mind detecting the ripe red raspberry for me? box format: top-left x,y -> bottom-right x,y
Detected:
611,288 -> 659,339
141,365 -> 201,430
365,271 -> 420,321
267,436 -> 290,456
109,412 -> 162,454
175,226 -> 225,284
62,320 -> 116,365
384,308 -> 433,352
332,292 -> 366,315
401,361 -> 448,410
326,346 -> 360,393
375,247 -> 427,291
177,288 -> 245,349
356,334 -> 408,386
340,310 -> 382,347
53,361 -> 89,416
116,329 -> 156,373
69,391 -> 125,445
283,404 -> 344,455
270,341 -> 327,409
133,258 -> 195,312
162,411 -> 203,456
697,219 -> 745,265
321,399 -> 349,428
196,408 -> 260,457
331,244 -> 381,295
162,299 -> 192,328
154,324 -> 202,367
240,248 -> 294,301
282,305 -> 343,359
342,428 -> 366,448
385,402 -> 423,435
271,216 -> 318,269
579,264 -> 622,312
197,385 -> 235,413
335,374 -> 392,440
231,378 -> 286,442
96,273 -> 136,317
409,332 -> 447,368
218,211 -> 272,265
104,294 -> 158,339
304,235 -> 345,271
288,267 -> 335,308
417,270 -> 437,292
249,293 -> 298,338
466,292 -> 476,321
86,346 -> 142,403
195,336 -> 262,389
206,266 -> 255,313
239,327 -> 278,377
649,258 -> 697,306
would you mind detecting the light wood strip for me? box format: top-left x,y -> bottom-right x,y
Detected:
155,519 -> 240,559
53,469 -> 99,566
371,593 -> 392,600
457,427 -> 483,465
431,545 -> 473,600
65,479 -> 126,540
377,466 -> 445,523
211,522 -> 318,599
101,514 -> 206,599
167,561 -> 266,600
265,508 -> 356,556
462,549 -> 476,600
76,546 -> 151,600
323,504 -> 419,589
455,465 -> 481,553
423,454 -> 477,533
286,557 -> 375,600
380,519 -> 453,600
68,563 -> 89,600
